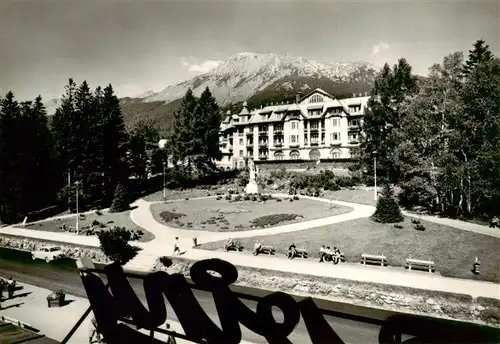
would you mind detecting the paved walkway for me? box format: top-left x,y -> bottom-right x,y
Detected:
183,249 -> 500,299
0,281 -> 255,344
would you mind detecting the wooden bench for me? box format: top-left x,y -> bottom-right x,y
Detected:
224,243 -> 243,252
360,253 -> 387,267
406,258 -> 435,272
293,248 -> 308,259
260,245 -> 276,255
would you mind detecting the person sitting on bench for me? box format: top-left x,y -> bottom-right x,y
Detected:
287,243 -> 297,259
225,238 -> 234,250
332,246 -> 340,264
319,245 -> 327,262
253,240 -> 262,255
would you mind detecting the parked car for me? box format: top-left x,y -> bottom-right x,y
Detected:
32,246 -> 65,262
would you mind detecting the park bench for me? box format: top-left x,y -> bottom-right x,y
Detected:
293,248 -> 308,259
260,245 -> 276,255
360,253 -> 387,267
406,258 -> 435,273
224,242 -> 243,252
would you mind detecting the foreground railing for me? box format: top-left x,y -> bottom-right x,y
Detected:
63,258 -> 500,344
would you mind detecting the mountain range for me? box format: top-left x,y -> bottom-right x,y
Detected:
45,52 -> 380,134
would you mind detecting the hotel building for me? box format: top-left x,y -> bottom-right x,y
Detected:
217,88 -> 370,170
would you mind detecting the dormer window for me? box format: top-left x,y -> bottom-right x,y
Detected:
310,94 -> 324,103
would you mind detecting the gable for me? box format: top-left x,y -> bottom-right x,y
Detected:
299,89 -> 335,105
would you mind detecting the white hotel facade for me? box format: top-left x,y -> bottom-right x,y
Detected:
217,88 -> 370,170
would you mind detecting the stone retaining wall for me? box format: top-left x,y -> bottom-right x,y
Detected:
153,256 -> 500,328
0,234 -> 110,264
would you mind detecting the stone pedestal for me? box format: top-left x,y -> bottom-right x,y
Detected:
245,181 -> 260,195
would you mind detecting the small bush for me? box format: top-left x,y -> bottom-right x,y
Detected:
92,219 -> 100,227
216,196 -> 222,200
185,197 -> 189,201
233,194 -> 243,202
393,224 -> 403,229
159,256 -> 173,268
160,211 -> 186,222
371,184 -> 404,223
250,214 -> 303,227
293,195 -> 299,200
243,194 -> 251,201
225,194 -> 232,201
97,226 -> 142,265
276,198 -> 282,202
415,223 -> 426,231
95,210 -> 103,216
110,183 -> 130,213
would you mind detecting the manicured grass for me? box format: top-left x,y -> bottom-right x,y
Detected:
143,186 -> 237,202
199,217 -> 500,283
19,210 -> 155,243
322,188 -> 379,206
151,196 -> 352,232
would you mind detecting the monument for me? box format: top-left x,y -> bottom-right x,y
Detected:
245,158 -> 260,194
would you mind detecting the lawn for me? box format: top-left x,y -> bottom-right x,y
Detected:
199,217 -> 500,283
150,196 -> 352,232
19,209 -> 155,243
142,186 -> 239,202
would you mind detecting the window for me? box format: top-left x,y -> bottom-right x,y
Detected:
310,121 -> 319,129
310,94 -> 324,103
330,107 -> 342,114
331,132 -> 340,141
239,150 -> 243,157
290,135 -> 298,143
290,150 -> 300,160
331,118 -> 340,127
331,149 -> 341,159
290,121 -> 298,130
348,133 -> 359,141
348,119 -> 360,127
274,124 -> 283,132
274,151 -> 284,160
239,138 -> 244,145
238,129 -> 244,136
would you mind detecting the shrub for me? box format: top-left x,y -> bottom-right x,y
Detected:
276,198 -> 282,202
398,176 -> 437,211
160,211 -> 185,222
92,219 -> 100,227
371,184 -> 404,223
97,226 -> 142,265
393,224 -> 404,229
159,256 -> 173,268
225,194 -> 232,201
110,183 -> 130,213
293,195 -> 299,200
243,194 -> 251,201
216,196 -> 222,200
250,214 -> 303,227
414,222 -> 426,231
233,194 -> 242,202
95,210 -> 103,216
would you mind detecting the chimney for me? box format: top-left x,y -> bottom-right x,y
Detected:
296,92 -> 302,104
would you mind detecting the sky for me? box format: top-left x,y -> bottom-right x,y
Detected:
1,0 -> 499,101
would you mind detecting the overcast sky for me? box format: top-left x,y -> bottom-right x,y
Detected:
1,0 -> 498,101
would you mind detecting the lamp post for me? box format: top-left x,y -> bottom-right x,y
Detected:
75,181 -> 81,236
373,151 -> 378,201
162,161 -> 166,202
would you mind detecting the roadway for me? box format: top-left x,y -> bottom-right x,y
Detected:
0,258 -> 385,344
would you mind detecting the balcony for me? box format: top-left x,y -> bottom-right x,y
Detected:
310,127 -> 319,132
348,140 -> 360,145
273,141 -> 283,147
330,140 -> 342,146
247,142 -> 254,147
246,131 -> 254,136
310,139 -> 319,146
258,141 -> 269,147
258,130 -> 268,135
289,142 -> 300,148
273,129 -> 283,134
258,155 -> 268,160
348,124 -> 361,130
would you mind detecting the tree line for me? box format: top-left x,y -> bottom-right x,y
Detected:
0,79 -> 222,224
358,39 -> 500,220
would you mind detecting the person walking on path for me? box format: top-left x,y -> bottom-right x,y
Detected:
173,237 -> 180,255
7,277 -> 16,299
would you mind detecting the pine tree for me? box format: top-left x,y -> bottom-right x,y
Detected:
97,226 -> 142,265
360,59 -> 418,184
371,184 -> 404,223
0,92 -> 23,223
167,88 -> 199,175
463,39 -> 493,76
109,183 -> 130,213
99,84 -> 129,203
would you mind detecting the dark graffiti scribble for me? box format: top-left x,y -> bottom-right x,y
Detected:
79,258 -> 500,344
